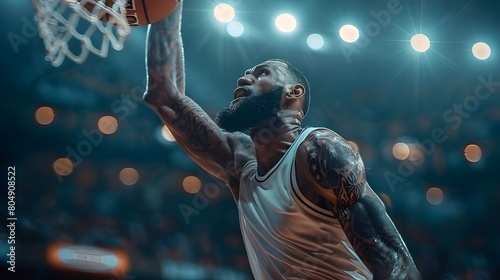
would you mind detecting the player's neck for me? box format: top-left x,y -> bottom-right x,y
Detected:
249,110 -> 303,175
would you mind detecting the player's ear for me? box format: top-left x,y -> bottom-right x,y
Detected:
282,84 -> 305,113
285,84 -> 305,99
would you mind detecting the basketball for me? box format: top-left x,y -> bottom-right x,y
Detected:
83,0 -> 179,26
124,0 -> 179,26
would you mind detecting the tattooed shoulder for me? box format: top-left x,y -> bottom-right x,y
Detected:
303,130 -> 366,218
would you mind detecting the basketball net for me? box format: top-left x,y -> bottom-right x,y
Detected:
33,0 -> 131,67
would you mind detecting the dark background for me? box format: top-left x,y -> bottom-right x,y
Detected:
1,0 -> 499,279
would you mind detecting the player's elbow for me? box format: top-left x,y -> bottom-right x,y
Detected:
143,87 -> 179,108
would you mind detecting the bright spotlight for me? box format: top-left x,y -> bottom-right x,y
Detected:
307,33 -> 324,50
226,21 -> 244,37
275,13 -> 297,32
339,24 -> 359,43
411,34 -> 430,52
472,42 -> 491,60
214,3 -> 235,23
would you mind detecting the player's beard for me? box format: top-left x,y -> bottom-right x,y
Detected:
215,86 -> 283,132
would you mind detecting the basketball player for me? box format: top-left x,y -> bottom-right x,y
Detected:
143,2 -> 421,279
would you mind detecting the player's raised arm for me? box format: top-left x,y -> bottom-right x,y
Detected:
299,130 -> 421,279
143,2 -> 250,184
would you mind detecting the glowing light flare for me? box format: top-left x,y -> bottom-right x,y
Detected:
213,3 -> 235,23
182,176 -> 202,194
411,34 -> 430,52
53,158 -> 73,176
339,24 -> 360,43
307,33 -> 324,50
98,116 -> 118,135
464,144 -> 482,163
392,142 -> 410,160
426,187 -> 444,205
35,106 -> 55,125
119,167 -> 139,186
161,125 -> 176,142
47,243 -> 129,274
226,21 -> 244,37
472,42 -> 491,60
275,13 -> 297,33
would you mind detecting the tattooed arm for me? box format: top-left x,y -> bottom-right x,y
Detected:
299,130 -> 420,279
143,2 -> 253,185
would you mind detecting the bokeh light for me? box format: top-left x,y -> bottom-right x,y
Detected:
347,141 -> 360,152
464,144 -> 482,163
408,147 -> 424,163
35,106 -> 55,125
339,24 -> 360,43
378,192 -> 392,208
411,34 -> 431,52
426,187 -> 444,205
472,42 -> 491,60
53,158 -> 73,176
306,33 -> 324,50
161,125 -> 176,142
47,244 -> 129,275
119,167 -> 139,186
182,176 -> 202,194
98,116 -> 118,135
275,13 -> 297,32
213,3 -> 235,23
392,142 -> 410,160
226,21 -> 244,37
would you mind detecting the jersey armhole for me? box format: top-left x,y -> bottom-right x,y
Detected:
289,128 -> 338,221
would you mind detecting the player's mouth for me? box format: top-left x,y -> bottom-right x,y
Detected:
234,87 -> 250,99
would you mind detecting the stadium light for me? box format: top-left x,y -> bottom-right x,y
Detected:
214,3 -> 235,23
339,24 -> 360,43
275,13 -> 297,32
227,21 -> 244,37
411,34 -> 430,52
472,42 -> 491,60
307,33 -> 325,50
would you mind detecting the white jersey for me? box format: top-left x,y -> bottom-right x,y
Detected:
237,127 -> 373,280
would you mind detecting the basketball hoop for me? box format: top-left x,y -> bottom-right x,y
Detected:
32,0 -> 131,67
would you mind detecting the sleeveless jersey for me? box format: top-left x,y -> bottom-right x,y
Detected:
237,127 -> 373,280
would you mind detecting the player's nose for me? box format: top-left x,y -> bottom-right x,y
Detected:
237,76 -> 253,86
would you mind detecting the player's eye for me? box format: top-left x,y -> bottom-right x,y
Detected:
257,70 -> 269,78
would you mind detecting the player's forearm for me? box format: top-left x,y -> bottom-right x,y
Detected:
342,195 -> 421,279
145,1 -> 185,106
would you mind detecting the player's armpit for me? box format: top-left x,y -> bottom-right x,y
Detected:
304,131 -> 420,279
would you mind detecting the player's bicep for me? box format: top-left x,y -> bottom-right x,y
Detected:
304,132 -> 366,219
305,133 -> 419,278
